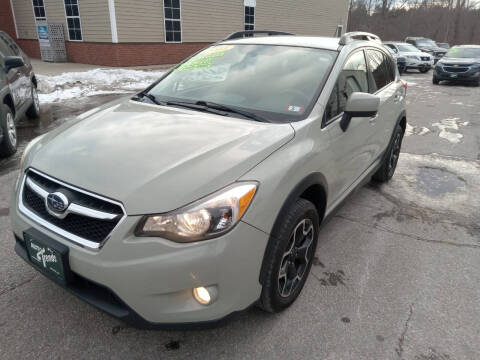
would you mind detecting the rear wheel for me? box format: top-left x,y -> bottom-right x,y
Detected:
26,86 -> 40,119
258,199 -> 319,313
419,68 -> 430,73
0,104 -> 17,158
372,123 -> 404,183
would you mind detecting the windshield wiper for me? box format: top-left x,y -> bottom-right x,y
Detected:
195,101 -> 269,123
134,91 -> 161,105
159,100 -> 228,116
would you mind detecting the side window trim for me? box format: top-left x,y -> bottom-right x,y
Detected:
322,48 -> 368,128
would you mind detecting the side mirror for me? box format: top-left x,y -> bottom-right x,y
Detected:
340,92 -> 380,132
4,56 -> 25,72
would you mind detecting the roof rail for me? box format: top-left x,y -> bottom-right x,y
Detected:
224,30 -> 294,41
339,32 -> 381,46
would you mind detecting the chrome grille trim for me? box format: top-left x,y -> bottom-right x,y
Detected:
25,177 -> 120,221
18,168 -> 127,250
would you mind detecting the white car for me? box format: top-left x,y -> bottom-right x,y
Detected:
384,42 -> 434,73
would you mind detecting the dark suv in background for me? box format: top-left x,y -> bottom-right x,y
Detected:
405,37 -> 447,63
433,45 -> 480,86
0,31 -> 39,158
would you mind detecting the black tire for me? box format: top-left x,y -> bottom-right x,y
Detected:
26,85 -> 40,119
433,77 -> 440,85
419,68 -> 430,73
372,123 -> 404,183
258,198 -> 319,313
0,103 -> 17,158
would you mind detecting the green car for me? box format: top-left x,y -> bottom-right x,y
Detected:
11,31 -> 407,328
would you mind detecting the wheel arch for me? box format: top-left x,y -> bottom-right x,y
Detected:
3,93 -> 15,116
259,172 -> 328,285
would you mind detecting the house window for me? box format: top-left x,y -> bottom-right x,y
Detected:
64,0 -> 82,41
32,0 -> 46,21
244,6 -> 255,31
164,0 -> 181,43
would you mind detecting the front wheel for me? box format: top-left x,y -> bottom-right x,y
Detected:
258,199 -> 319,313
419,68 -> 430,73
372,123 -> 404,183
0,104 -> 17,158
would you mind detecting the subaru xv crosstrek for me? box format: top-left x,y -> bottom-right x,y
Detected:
11,31 -> 407,328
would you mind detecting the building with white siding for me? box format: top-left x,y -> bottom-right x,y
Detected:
1,0 -> 350,66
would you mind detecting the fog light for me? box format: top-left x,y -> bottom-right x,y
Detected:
193,286 -> 217,305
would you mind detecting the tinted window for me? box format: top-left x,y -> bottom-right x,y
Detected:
366,49 -> 394,92
0,36 -> 13,57
324,50 -> 368,123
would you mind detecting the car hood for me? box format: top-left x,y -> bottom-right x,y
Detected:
400,51 -> 432,57
439,58 -> 480,65
418,46 -> 447,53
28,98 -> 295,214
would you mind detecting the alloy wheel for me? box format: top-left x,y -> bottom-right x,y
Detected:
6,112 -> 17,148
278,218 -> 315,298
388,132 -> 402,177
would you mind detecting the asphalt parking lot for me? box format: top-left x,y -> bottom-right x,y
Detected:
1,71 -> 479,360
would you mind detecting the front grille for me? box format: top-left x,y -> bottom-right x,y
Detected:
421,57 -> 430,61
443,66 -> 469,73
435,52 -> 446,58
21,170 -> 124,246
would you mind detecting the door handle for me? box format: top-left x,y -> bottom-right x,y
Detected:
394,94 -> 402,103
369,115 -> 378,124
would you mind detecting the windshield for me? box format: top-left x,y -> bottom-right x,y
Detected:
147,44 -> 337,122
397,44 -> 420,53
445,46 -> 480,59
415,39 -> 437,47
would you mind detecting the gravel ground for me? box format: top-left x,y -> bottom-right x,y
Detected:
0,71 -> 479,360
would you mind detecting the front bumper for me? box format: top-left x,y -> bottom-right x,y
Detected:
10,181 -> 269,327
434,67 -> 480,82
406,59 -> 434,69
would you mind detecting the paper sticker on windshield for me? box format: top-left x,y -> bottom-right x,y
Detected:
286,105 -> 304,113
174,45 -> 234,72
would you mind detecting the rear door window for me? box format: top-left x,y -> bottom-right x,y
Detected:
366,49 -> 394,93
324,50 -> 369,124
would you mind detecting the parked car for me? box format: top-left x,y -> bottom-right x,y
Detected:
383,45 -> 407,74
11,31 -> 407,328
437,43 -> 450,50
384,42 -> 433,73
433,45 -> 480,86
405,37 -> 447,63
0,31 -> 39,158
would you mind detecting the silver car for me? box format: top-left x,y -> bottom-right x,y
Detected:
384,42 -> 434,73
11,31 -> 407,328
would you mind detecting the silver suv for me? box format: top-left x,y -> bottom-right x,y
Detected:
11,31 -> 407,328
0,31 -> 40,157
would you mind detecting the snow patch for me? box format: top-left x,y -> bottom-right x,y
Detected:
432,117 -> 466,144
37,68 -> 166,103
405,124 -> 431,137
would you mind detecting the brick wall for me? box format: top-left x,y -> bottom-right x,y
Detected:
65,42 -> 211,67
0,0 -> 17,40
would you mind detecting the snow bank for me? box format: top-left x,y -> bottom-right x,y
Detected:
37,68 -> 166,103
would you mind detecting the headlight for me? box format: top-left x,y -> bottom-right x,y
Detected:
136,182 -> 258,242
407,55 -> 420,60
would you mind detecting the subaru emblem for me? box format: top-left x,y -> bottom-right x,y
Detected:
46,192 -> 69,217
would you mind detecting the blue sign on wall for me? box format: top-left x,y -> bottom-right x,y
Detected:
37,25 -> 49,44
